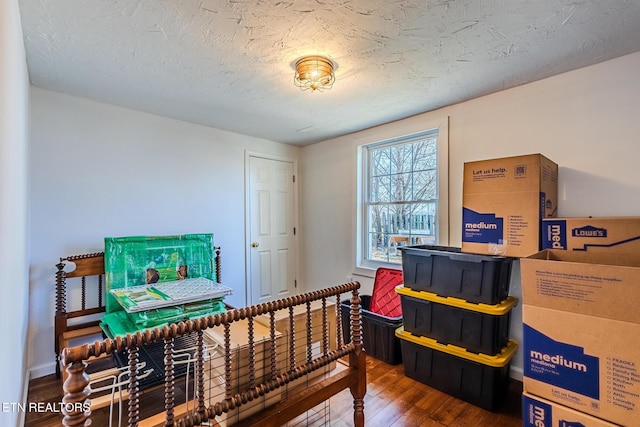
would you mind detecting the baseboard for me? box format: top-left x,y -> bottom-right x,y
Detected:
28,361 -> 56,380
510,365 -> 523,382
18,369 -> 30,427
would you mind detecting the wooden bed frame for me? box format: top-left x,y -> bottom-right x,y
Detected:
59,279 -> 366,426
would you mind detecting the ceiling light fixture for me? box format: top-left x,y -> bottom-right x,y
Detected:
294,55 -> 336,92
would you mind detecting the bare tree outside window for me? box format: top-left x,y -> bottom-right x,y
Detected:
366,133 -> 439,263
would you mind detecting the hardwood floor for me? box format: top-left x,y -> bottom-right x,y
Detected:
26,355 -> 522,426
329,355 -> 522,427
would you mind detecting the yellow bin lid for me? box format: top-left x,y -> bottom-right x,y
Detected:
395,285 -> 518,315
395,326 -> 519,367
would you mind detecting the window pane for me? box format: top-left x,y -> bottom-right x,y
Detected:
410,202 -> 437,242
413,138 -> 437,171
385,232 -> 403,264
390,172 -> 411,202
368,204 -> 386,235
367,232 -> 384,262
413,169 -> 437,200
370,146 -> 390,177
370,175 -> 391,203
390,143 -> 413,174
388,203 -> 412,234
367,204 -> 391,263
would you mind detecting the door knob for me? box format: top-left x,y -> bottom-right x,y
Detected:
251,242 -> 260,248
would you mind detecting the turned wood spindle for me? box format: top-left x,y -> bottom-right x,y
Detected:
321,297 -> 329,356
288,305 -> 296,372
98,274 -> 103,308
196,328 -> 206,416
269,310 -> 277,380
164,336 -> 175,426
224,322 -> 232,399
80,276 -> 87,311
336,293 -> 343,348
306,301 -> 312,364
55,261 -> 67,315
215,246 -> 221,283
248,315 -> 256,389
350,288 -> 362,348
128,344 -> 141,427
349,283 -> 366,427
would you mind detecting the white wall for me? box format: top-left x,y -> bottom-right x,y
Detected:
0,1 -> 30,426
28,88 -> 300,377
300,51 -> 640,379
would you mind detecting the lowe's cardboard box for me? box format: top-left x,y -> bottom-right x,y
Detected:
523,392 -> 620,427
521,250 -> 640,426
462,153 -> 558,258
542,217 -> 640,254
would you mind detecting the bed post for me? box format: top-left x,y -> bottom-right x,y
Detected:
215,246 -> 221,282
54,259 -> 67,379
61,349 -> 91,427
349,287 -> 366,427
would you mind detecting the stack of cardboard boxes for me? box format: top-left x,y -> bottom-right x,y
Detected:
521,221 -> 640,426
461,153 -> 640,424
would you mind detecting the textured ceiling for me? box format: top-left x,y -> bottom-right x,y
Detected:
19,0 -> 640,145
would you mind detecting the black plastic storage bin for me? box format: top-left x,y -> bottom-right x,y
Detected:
341,296 -> 403,364
396,285 -> 517,355
396,326 -> 518,411
400,245 -> 514,305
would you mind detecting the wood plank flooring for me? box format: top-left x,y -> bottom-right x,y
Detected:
26,355 -> 522,426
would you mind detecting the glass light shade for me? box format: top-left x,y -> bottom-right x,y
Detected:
294,55 -> 335,92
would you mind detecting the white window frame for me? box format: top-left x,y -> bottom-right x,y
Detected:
355,117 -> 449,276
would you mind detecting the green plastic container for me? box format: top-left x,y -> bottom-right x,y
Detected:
100,233 -> 230,337
104,233 -> 217,313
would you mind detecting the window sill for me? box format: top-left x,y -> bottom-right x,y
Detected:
352,266 -> 376,279
353,262 -> 402,280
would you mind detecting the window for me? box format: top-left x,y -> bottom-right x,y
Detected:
358,121 -> 448,268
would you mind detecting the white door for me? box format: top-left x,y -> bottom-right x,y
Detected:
248,156 -> 297,305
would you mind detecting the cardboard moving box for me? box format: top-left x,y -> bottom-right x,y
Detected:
521,250 -> 640,323
522,306 -> 640,426
522,392 -> 620,427
521,250 -> 640,426
462,153 -> 558,258
542,216 -> 640,254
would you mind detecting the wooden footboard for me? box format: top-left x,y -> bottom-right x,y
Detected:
60,282 -> 366,426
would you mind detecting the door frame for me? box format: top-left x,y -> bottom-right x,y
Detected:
244,151 -> 300,306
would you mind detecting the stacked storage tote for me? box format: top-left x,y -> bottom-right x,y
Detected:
396,245 -> 518,411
